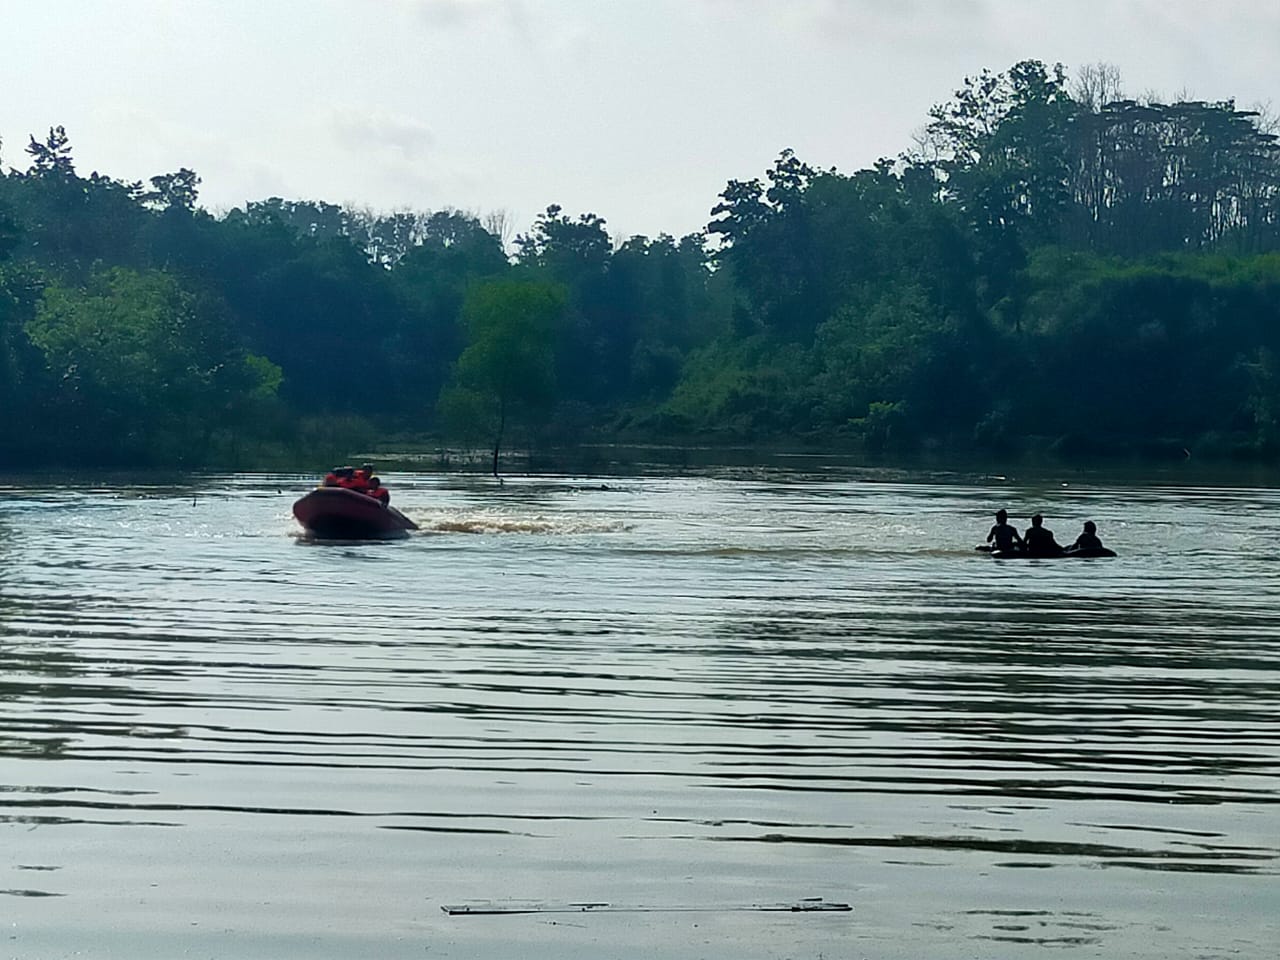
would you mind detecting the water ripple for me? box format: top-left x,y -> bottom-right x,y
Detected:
1,472 -> 1278,958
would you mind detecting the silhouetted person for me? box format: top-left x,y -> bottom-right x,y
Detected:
1067,520 -> 1103,553
1022,513 -> 1062,556
986,509 -> 1023,552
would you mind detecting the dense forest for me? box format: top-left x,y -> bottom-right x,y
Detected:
3,59 -> 1280,470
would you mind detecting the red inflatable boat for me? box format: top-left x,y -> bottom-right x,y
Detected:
292,487 -> 418,540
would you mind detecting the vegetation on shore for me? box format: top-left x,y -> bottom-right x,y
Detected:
3,60 -> 1280,470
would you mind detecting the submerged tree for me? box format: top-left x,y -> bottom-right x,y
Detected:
438,278 -> 566,476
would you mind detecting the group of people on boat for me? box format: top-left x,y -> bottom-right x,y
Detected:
985,509 -> 1105,556
322,463 -> 391,505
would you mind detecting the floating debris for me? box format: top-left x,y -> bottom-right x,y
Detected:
442,897 -> 851,916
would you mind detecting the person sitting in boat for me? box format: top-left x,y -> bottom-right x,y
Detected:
986,509 -> 1023,553
1066,520 -> 1103,553
332,466 -> 359,489
366,476 -> 390,506
350,463 -> 376,492
1022,513 -> 1063,556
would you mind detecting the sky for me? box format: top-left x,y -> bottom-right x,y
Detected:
3,0 -> 1278,242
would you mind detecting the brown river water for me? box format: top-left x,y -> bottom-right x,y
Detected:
1,465 -> 1277,958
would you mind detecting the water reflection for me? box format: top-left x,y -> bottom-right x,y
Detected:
709,831 -> 1277,874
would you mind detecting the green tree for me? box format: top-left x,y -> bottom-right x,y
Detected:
605,233 -> 719,402
142,168 -> 201,212
210,228 -> 401,413
923,60 -> 1076,306
439,278 -> 566,475
388,211 -> 509,416
0,236 -> 48,459
515,205 -> 621,406
708,149 -> 823,337
0,127 -> 149,279
26,267 -> 280,463
806,281 -> 985,449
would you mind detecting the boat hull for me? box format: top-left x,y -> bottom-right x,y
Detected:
292,487 -> 418,541
981,545 -> 1116,559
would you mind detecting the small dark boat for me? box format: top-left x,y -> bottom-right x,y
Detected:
977,544 -> 1116,559
293,487 -> 418,540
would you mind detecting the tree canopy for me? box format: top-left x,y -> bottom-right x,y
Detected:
3,59 -> 1280,469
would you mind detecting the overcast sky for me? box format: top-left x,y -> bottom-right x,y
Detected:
3,0 -> 1277,241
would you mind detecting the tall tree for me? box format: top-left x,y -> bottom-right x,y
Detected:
142,168 -> 201,212
515,205 -> 620,405
438,279 -> 566,475
388,211 -> 509,415
708,149 -> 822,337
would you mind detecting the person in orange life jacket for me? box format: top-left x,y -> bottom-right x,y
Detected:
350,463 -> 375,493
367,476 -> 390,505
333,466 -> 359,489
322,469 -> 340,487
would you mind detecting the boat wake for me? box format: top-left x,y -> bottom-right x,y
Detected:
410,510 -> 631,535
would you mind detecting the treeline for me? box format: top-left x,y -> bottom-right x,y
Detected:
3,59 -> 1280,469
